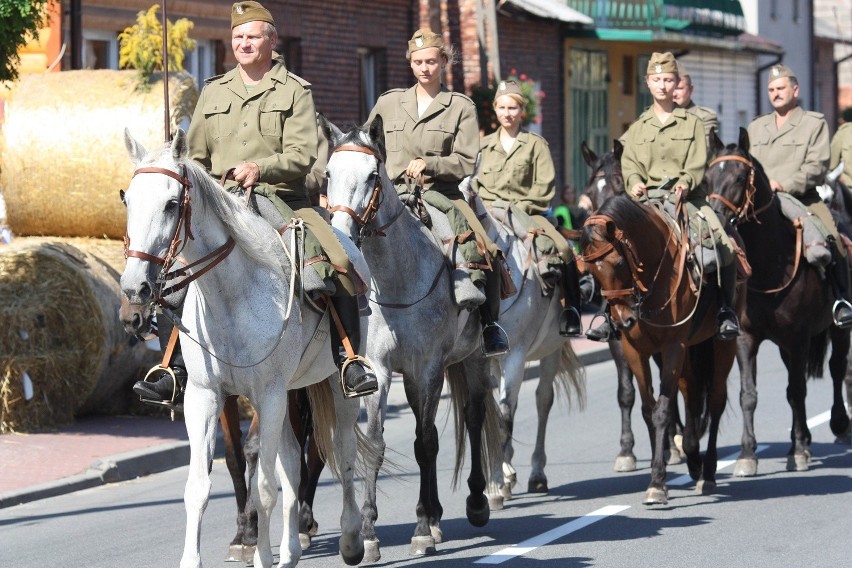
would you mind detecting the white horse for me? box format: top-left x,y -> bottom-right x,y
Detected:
461,189 -> 586,508
119,129 -> 364,568
322,116 -> 502,562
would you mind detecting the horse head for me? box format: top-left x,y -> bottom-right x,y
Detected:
322,114 -> 394,246
581,139 -> 625,211
706,127 -> 772,227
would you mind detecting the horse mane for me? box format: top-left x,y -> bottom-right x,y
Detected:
333,123 -> 382,155
179,156 -> 284,274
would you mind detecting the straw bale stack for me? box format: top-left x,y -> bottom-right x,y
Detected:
0,70 -> 198,239
0,237 -> 158,432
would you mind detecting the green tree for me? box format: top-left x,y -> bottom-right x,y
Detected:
118,4 -> 196,86
0,0 -> 50,82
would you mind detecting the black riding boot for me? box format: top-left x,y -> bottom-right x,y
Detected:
827,243 -> 852,329
133,317 -> 187,404
479,267 -> 510,356
716,262 -> 740,340
559,261 -> 583,337
586,298 -> 616,342
329,295 -> 379,398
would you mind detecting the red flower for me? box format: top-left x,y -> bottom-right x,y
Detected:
520,73 -> 527,80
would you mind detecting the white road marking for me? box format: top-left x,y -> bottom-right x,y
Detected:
805,409 -> 832,430
669,444 -> 770,486
474,505 -> 630,565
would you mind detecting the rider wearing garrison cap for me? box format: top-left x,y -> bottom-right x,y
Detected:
133,0 -> 378,404
673,61 -> 719,151
748,63 -> 852,328
366,28 -> 510,356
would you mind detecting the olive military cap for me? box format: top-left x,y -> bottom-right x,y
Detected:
231,1 -> 275,28
676,60 -> 690,79
646,52 -> 678,75
494,80 -> 524,102
768,64 -> 797,82
408,28 -> 443,54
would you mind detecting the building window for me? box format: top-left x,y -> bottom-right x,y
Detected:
359,48 -> 387,123
82,30 -> 117,69
793,0 -> 800,23
277,37 -> 302,76
770,0 -> 779,20
186,39 -> 216,87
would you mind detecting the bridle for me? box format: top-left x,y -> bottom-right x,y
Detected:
124,165 -> 235,307
328,144 -> 405,246
707,154 -> 774,225
578,214 -> 649,303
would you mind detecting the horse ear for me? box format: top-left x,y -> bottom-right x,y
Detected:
738,127 -> 750,153
613,139 -> 624,160
318,112 -> 343,146
581,141 -> 596,167
367,114 -> 386,161
124,128 -> 147,166
710,128 -> 724,157
119,189 -> 126,205
171,128 -> 189,161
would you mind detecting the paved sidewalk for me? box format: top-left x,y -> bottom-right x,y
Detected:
0,314 -> 610,509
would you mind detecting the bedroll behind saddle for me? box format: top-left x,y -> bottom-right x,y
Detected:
775,191 -> 832,268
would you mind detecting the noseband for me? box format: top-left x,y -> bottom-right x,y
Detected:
707,154 -> 773,225
578,214 -> 649,302
124,165 -> 235,306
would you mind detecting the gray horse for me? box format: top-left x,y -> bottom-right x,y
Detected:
461,184 -> 586,507
321,116 -> 502,562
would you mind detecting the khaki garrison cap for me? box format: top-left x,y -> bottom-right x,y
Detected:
768,64 -> 797,82
231,1 -> 275,29
494,80 -> 524,101
676,60 -> 690,79
408,28 -> 443,54
646,52 -> 678,75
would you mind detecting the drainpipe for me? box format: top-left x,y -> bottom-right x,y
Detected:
69,0 -> 82,69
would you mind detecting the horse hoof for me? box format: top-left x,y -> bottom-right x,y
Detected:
500,483 -> 513,500
643,487 -> 668,505
489,494 -> 505,511
786,453 -> 810,472
666,450 -> 682,466
733,458 -> 758,477
308,519 -> 318,537
696,479 -> 716,495
224,544 -> 243,562
466,494 -> 491,527
527,476 -> 549,493
340,539 -> 365,566
614,455 -> 637,472
242,544 -> 256,565
410,535 -> 436,556
673,434 -> 686,458
430,525 -> 443,544
362,539 -> 381,563
299,532 -> 312,551
502,462 -> 518,489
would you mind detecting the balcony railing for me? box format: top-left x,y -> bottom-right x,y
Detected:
565,0 -> 746,35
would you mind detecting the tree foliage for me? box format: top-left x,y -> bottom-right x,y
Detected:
0,0 -> 50,83
118,4 -> 196,86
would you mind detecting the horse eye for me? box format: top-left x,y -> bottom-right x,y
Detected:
165,199 -> 180,212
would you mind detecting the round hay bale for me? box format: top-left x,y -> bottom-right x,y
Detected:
0,237 -> 158,432
0,70 -> 198,239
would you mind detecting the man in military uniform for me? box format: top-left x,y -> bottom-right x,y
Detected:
748,63 -> 852,328
830,120 -> 852,187
134,1 -> 378,403
673,61 -> 719,150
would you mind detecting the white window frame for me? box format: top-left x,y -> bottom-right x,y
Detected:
82,29 -> 118,69
186,39 -> 216,88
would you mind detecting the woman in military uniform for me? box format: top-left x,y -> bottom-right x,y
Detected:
471,80 -> 582,337
589,52 -> 739,341
367,28 -> 509,355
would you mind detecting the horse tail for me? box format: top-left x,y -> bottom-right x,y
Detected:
554,343 -> 587,409
807,329 -> 829,379
305,379 -> 340,479
445,362 -> 502,491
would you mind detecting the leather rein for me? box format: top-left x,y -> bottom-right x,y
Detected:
124,165 -> 235,307
706,153 -> 802,294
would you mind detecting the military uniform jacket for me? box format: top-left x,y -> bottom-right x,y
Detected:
747,105 -> 829,202
621,106 -> 707,194
187,53 -> 318,196
472,129 -> 556,215
367,85 -> 479,193
684,101 -> 718,147
830,122 -> 852,186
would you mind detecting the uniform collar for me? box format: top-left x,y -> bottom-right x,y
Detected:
218,53 -> 289,99
766,104 -> 804,137
486,128 -> 529,156
402,84 -> 453,123
641,106 -> 687,126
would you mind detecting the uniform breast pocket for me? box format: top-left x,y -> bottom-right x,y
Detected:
425,122 -> 455,155
203,101 -> 232,140
260,99 -> 290,138
512,161 -> 532,186
781,138 -> 806,165
386,119 -> 406,152
480,163 -> 502,188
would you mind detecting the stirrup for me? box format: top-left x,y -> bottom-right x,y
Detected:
716,308 -> 740,340
832,299 -> 852,329
339,355 -> 379,398
137,364 -> 183,419
585,313 -> 615,342
481,322 -> 510,357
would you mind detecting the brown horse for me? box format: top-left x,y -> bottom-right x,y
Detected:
579,194 -> 741,504
706,128 -> 851,474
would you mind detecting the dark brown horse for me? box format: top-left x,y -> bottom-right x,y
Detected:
706,128 -> 851,474
579,194 -> 741,504
581,141 -> 684,473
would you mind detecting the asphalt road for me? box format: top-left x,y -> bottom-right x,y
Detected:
1,346 -> 850,567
